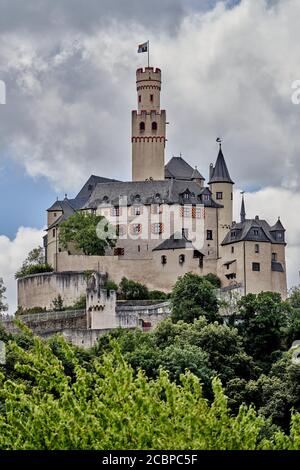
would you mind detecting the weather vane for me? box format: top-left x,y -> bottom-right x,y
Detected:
216,137 -> 222,148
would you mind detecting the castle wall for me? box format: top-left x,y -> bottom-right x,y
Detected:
18,272 -> 88,310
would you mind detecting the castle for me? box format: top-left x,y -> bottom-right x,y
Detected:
18,65 -> 287,312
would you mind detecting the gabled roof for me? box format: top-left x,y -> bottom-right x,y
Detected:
46,198 -> 76,230
208,147 -> 234,184
221,217 -> 286,246
152,234 -> 203,252
165,157 -> 204,181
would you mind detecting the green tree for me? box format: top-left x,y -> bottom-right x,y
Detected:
0,277 -> 8,313
171,273 -> 220,323
15,246 -> 53,279
119,277 -> 149,300
0,333 -> 287,450
52,294 -> 64,311
204,273 -> 222,288
237,292 -> 289,366
59,211 -> 116,256
288,286 -> 300,309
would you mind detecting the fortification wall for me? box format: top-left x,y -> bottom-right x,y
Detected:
1,310 -> 86,335
18,271 -> 88,310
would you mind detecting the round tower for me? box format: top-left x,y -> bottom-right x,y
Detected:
132,67 -> 166,181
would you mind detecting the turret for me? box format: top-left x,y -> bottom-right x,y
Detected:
132,67 -> 166,181
209,141 -> 234,243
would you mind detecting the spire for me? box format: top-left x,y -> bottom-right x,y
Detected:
240,192 -> 246,223
208,139 -> 234,184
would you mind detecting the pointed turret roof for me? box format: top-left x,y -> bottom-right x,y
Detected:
208,146 -> 234,184
191,166 -> 204,180
270,218 -> 285,232
240,194 -> 246,223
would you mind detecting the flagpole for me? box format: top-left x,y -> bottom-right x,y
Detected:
147,40 -> 150,68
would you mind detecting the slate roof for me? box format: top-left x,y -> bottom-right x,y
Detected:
271,261 -> 285,272
152,234 -> 206,254
208,147 -> 234,184
221,217 -> 286,246
165,157 -> 205,181
83,180 -> 222,209
47,199 -> 76,230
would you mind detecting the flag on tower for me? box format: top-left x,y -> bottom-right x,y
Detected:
138,41 -> 148,53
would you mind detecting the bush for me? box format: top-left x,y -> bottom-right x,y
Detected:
148,290 -> 168,301
105,279 -> 118,292
15,306 -> 47,316
65,295 -> 86,311
15,263 -> 53,279
204,273 -> 222,288
119,277 -> 149,300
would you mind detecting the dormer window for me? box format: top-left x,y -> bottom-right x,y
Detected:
231,231 -> 236,237
202,194 -> 210,201
183,192 -> 189,199
135,194 -> 141,202
253,229 -> 259,236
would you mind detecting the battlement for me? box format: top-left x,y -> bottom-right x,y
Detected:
136,67 -> 161,83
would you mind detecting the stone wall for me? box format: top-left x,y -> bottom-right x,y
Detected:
18,271 -> 88,310
1,309 -> 86,335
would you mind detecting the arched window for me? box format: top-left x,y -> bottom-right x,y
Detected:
161,255 -> 167,265
139,121 -> 145,132
152,122 -> 158,131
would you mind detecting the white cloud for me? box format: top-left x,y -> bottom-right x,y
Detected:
0,227 -> 45,314
233,186 -> 300,289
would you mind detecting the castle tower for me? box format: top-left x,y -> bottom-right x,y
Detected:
209,142 -> 234,245
132,67 -> 166,181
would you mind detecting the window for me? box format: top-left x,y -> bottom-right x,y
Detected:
150,94 -> 153,102
272,252 -> 277,261
138,245 -> 141,253
202,194 -> 210,201
88,184 -> 93,191
114,248 -> 125,256
206,230 -> 213,240
151,204 -> 160,214
253,229 -> 259,236
111,207 -> 121,217
152,223 -> 163,234
216,192 -> 223,200
54,212 -> 57,217
255,244 -> 259,253
152,121 -> 157,131
161,255 -> 167,265
252,262 -> 260,272
183,207 -> 190,217
138,95 -> 141,103
231,246 -> 234,253
117,225 -> 126,236
139,121 -> 145,131
132,206 -> 142,216
52,228 -> 56,238
231,231 -> 236,238
131,224 -> 141,235
179,254 -> 185,264
184,192 -> 190,199
195,207 -> 204,219
182,228 -> 188,238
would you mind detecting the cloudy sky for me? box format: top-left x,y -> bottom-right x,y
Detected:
0,0 -> 300,312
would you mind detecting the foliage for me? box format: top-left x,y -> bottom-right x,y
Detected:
0,333 -> 292,450
203,273 -> 222,288
237,292 -> 289,367
105,279 -> 119,292
52,294 -> 64,312
15,246 -> 53,279
15,263 -> 53,279
148,290 -> 168,301
15,306 -> 47,316
65,295 -> 86,311
288,286 -> 300,309
59,211 -> 116,256
171,273 -> 220,323
118,277 -> 149,300
0,277 -> 8,313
